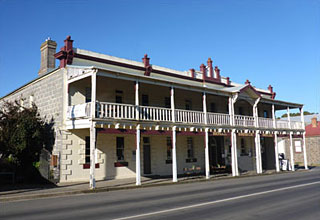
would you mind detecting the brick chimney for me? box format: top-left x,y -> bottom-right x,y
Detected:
207,58 -> 213,78
38,38 -> 57,75
311,117 -> 317,127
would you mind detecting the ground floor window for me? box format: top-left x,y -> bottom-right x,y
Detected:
187,137 -> 194,158
166,137 -> 172,164
85,136 -> 90,164
117,137 -> 125,161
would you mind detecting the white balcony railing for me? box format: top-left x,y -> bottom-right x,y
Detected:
99,102 -> 136,120
67,103 -> 91,119
139,105 -> 172,122
258,117 -> 274,128
175,109 -> 205,124
234,115 -> 255,127
276,120 -> 290,129
207,112 -> 230,126
67,102 -> 304,130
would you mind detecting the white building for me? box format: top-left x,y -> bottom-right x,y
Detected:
1,36 -> 308,188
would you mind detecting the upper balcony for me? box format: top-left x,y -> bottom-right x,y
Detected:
66,102 -> 304,131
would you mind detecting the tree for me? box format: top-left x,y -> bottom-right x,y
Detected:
0,101 -> 54,182
281,111 -> 316,118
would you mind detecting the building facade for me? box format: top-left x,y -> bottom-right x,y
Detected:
0,36 -> 308,188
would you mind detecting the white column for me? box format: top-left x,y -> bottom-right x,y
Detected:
231,129 -> 238,176
203,92 -> 210,179
289,131 -> 295,171
172,126 -> 178,182
272,105 -> 280,172
228,97 -> 233,126
171,86 -> 175,123
234,131 -> 239,176
274,132 -> 280,172
89,72 -> 97,189
135,81 -> 139,120
255,132 -> 262,174
302,132 -> 308,170
230,95 -> 239,177
287,107 -> 295,171
136,125 -> 141,185
203,92 -> 207,124
300,107 -> 308,170
205,128 -> 210,179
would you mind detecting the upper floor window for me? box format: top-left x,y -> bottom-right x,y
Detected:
210,103 -> 216,112
85,87 -> 91,103
185,100 -> 192,110
115,90 -> 123,103
142,94 -> 149,106
29,95 -> 34,107
165,97 -> 171,108
238,107 -> 243,115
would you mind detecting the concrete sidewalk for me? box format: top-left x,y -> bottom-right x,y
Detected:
0,174 -> 212,202
0,168 -> 312,202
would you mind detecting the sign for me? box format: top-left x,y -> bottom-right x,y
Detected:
238,133 -> 255,137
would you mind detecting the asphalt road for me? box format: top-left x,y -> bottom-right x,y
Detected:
1,169 -> 320,220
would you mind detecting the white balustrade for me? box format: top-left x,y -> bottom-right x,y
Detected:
67,102 -> 303,131
290,121 -> 303,129
234,115 -> 255,127
175,109 -> 205,124
258,117 -> 274,128
276,120 -> 290,129
139,105 -> 172,122
67,103 -> 91,119
99,102 -> 136,120
207,112 -> 230,126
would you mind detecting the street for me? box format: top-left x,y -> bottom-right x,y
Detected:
1,169 -> 320,220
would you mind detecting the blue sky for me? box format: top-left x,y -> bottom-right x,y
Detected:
0,0 -> 319,113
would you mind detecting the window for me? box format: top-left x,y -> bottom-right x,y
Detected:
85,136 -> 90,164
185,100 -> 192,110
263,110 -> 268,118
295,141 -> 302,153
85,87 -> 91,103
116,137 -> 125,161
165,97 -> 171,108
166,137 -> 172,160
29,95 -> 34,107
210,103 -> 216,112
238,107 -> 243,115
187,137 -> 194,158
142,94 -> 149,106
240,138 -> 246,155
115,90 -> 123,103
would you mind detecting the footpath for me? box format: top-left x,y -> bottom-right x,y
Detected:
0,168 -> 312,202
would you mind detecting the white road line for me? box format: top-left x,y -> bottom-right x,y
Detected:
111,181 -> 320,220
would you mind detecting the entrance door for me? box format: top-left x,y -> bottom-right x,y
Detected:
143,137 -> 151,174
209,137 -> 218,167
209,136 -> 225,167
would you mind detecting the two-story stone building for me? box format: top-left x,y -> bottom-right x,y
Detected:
0,36 -> 308,188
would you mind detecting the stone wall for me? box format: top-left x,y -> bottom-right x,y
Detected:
0,69 -> 65,180
282,136 -> 320,166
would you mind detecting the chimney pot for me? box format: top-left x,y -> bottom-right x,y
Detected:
38,38 -> 57,75
207,58 -> 213,78
214,66 -> 221,80
190,68 -> 195,78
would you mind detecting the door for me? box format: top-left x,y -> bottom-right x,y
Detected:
143,137 -> 151,174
